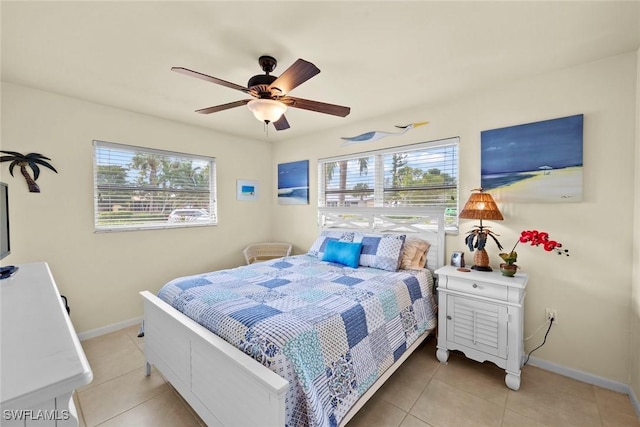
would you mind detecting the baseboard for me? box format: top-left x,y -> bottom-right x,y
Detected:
77,316 -> 143,341
630,386 -> 640,419
528,355 -> 640,418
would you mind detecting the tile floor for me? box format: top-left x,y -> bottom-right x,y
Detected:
75,325 -> 640,427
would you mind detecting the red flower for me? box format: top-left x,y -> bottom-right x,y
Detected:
503,230 -> 570,262
543,240 -> 558,251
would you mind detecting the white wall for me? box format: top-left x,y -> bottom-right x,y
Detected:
271,52 -> 638,384
0,82 -> 274,333
631,47 -> 640,406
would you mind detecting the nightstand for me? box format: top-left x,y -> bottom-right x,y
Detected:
434,265 -> 528,390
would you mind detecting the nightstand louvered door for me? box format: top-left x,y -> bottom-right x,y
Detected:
446,295 -> 508,359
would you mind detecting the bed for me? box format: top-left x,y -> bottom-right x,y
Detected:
140,207 -> 446,427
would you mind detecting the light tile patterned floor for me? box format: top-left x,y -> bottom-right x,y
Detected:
75,325 -> 640,427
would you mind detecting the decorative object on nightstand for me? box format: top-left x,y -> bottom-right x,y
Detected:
499,229 -> 570,276
498,249 -> 518,277
450,251 -> 465,267
435,265 -> 528,390
459,188 -> 504,271
498,260 -> 518,277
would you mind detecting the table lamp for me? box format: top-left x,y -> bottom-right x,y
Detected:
459,188 -> 504,271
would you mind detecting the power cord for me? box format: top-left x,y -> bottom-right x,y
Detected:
524,319 -> 552,341
523,317 -> 554,365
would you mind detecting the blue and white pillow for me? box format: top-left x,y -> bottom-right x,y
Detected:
307,230 -> 355,258
353,233 -> 407,271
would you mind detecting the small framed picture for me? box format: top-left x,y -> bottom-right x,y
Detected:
237,180 -> 258,201
450,251 -> 465,267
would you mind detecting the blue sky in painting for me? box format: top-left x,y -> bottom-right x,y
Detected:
278,160 -> 309,189
481,114 -> 583,175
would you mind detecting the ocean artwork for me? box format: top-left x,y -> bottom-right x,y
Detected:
237,179 -> 258,201
341,121 -> 429,145
481,114 -> 583,203
241,185 -> 255,195
278,160 -> 309,205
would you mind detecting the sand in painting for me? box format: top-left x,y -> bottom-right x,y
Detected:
488,166 -> 582,203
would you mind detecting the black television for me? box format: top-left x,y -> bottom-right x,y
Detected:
0,182 -> 9,260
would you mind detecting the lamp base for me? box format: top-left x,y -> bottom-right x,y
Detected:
471,265 -> 493,272
471,248 -> 492,272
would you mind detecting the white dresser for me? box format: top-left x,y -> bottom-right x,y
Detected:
1,262 -> 92,426
435,265 -> 528,390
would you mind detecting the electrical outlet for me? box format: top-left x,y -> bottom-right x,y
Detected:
545,308 -> 558,324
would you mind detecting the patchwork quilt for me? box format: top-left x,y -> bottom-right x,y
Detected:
157,255 -> 437,427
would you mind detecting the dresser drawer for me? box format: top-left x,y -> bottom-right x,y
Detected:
445,276 -> 508,300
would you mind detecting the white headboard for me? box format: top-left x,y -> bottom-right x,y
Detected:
317,207 -> 446,271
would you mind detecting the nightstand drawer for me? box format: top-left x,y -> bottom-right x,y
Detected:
445,276 -> 508,300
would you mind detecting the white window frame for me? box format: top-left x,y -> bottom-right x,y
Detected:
93,140 -> 217,232
318,137 -> 459,232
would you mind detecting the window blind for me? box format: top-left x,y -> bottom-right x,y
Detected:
319,137 -> 459,229
93,140 -> 217,231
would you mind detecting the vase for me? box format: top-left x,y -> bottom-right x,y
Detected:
500,263 -> 518,277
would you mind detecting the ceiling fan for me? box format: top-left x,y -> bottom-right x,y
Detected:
172,56 -> 351,131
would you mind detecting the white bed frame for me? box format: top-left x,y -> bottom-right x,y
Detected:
140,207 -> 446,427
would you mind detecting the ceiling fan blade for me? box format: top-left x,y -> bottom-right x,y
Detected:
273,115 -> 290,131
285,96 -> 351,117
195,100 -> 250,114
269,59 -> 320,95
172,67 -> 249,93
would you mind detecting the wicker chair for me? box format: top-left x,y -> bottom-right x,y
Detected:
243,243 -> 292,265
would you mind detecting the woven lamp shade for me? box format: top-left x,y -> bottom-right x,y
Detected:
459,189 -> 504,221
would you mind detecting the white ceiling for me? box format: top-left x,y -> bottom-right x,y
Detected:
2,1 -> 639,142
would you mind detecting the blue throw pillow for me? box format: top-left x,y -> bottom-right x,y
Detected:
321,240 -> 363,268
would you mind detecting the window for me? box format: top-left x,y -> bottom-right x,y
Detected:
93,140 -> 216,231
318,137 -> 459,230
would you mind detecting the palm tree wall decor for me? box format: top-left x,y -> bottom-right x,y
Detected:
0,151 -> 58,193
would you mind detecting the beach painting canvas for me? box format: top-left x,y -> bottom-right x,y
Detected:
278,160 -> 309,205
481,114 -> 583,203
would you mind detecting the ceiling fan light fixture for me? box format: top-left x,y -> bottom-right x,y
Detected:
247,99 -> 287,123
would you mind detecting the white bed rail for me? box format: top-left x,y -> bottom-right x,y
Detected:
141,291 -> 288,427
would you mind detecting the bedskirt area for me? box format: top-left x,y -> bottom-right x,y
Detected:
156,254 -> 437,427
